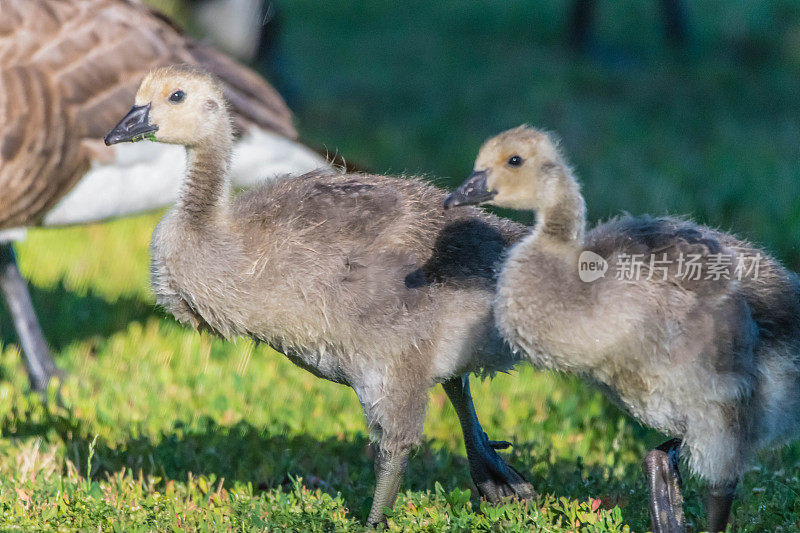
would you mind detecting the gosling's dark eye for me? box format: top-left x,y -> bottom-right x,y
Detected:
169,90 -> 186,104
507,155 -> 523,167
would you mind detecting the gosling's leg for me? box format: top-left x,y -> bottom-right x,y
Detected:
442,375 -> 536,502
642,438 -> 684,533
366,445 -> 412,527
0,243 -> 59,392
360,380 -> 429,527
706,481 -> 736,533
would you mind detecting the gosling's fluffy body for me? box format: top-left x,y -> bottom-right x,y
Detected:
474,127 -> 800,489
154,170 -> 527,434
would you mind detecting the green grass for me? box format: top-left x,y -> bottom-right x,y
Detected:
2,1 -> 800,530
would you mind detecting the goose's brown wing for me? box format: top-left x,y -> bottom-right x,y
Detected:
0,66 -> 89,232
0,0 -> 295,230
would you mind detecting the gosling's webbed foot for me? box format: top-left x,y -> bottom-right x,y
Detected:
441,376 -> 536,503
470,432 -> 537,502
643,438 -> 685,533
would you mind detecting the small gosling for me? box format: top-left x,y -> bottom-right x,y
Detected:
104,68 -> 536,526
444,126 -> 800,533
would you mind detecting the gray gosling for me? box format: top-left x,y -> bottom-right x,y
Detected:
104,68 -> 536,526
444,126 -> 800,533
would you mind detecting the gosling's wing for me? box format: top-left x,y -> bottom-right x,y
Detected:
0,0 -> 295,230
237,171 -> 434,316
588,215 -> 727,257
712,230 -> 800,341
303,177 -> 405,237
235,171 -> 408,240
586,215 -> 736,294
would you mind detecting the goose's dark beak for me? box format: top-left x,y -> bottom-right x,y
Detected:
104,104 -> 159,145
443,170 -> 496,209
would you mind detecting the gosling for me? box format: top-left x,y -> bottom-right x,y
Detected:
104,67 -> 536,526
444,126 -> 800,533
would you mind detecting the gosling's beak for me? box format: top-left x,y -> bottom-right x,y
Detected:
104,103 -> 159,145
443,170 -> 496,209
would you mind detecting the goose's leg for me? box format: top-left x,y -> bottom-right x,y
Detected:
0,243 -> 59,392
442,375 -> 536,502
706,481 -> 736,533
642,438 -> 684,533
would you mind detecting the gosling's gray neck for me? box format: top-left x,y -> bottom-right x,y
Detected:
179,132 -> 233,226
537,166 -> 586,246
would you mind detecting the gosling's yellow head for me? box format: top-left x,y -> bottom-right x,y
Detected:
105,65 -> 229,147
444,125 -> 565,211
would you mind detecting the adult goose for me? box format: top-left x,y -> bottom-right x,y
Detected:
0,0 -> 325,391
104,67 -> 537,526
444,126 -> 800,533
